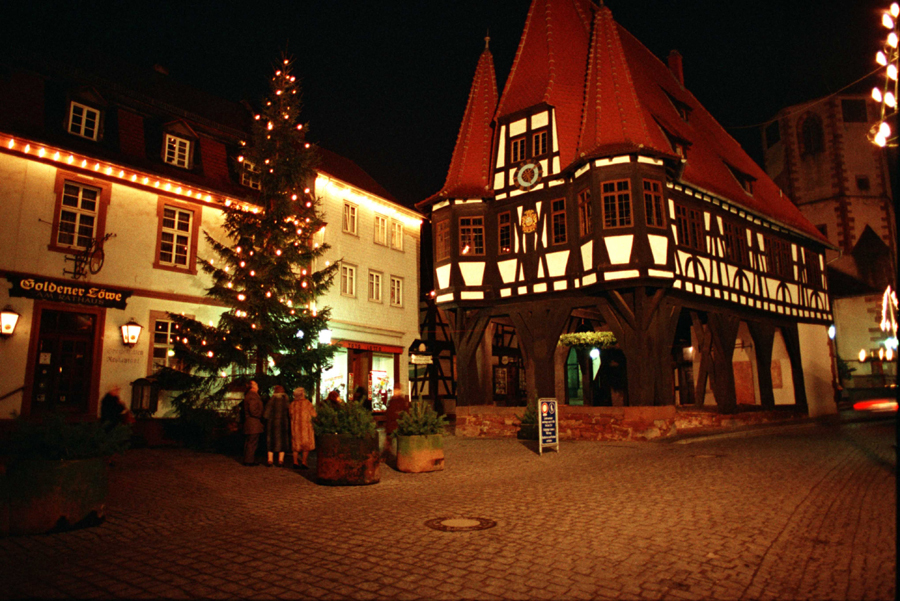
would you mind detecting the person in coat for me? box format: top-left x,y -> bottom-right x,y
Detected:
263,385 -> 291,467
384,387 -> 410,437
289,387 -> 316,469
242,381 -> 264,466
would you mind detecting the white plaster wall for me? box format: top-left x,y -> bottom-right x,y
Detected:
316,179 -> 421,394
798,322 -> 838,417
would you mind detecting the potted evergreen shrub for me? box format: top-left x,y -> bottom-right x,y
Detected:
0,413 -> 131,536
393,400 -> 447,473
516,397 -> 538,440
312,400 -> 380,485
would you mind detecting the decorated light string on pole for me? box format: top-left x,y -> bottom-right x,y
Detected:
870,2 -> 900,147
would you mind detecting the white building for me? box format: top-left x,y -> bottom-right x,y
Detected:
0,56 -> 419,420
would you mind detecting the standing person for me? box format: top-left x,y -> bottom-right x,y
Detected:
289,387 -> 316,469
100,385 -> 134,428
384,387 -> 410,437
352,386 -> 372,412
242,381 -> 264,466
325,389 -> 343,406
263,385 -> 291,467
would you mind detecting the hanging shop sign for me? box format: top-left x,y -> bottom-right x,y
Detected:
5,274 -> 133,309
538,398 -> 559,455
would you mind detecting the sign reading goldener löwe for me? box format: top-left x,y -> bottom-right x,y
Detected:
4,274 -> 133,310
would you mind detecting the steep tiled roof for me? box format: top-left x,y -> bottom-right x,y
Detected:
577,6 -> 667,160
317,147 -> 400,204
496,0 -> 593,168
422,42 -> 498,206
425,0 -> 827,243
613,23 -> 826,241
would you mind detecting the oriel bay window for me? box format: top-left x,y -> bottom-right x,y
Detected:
578,189 -> 592,237
50,172 -> 111,254
674,204 -> 705,251
154,199 -> 200,273
551,198 -> 567,244
459,216 -> 484,256
642,180 -> 664,228
602,180 -> 632,228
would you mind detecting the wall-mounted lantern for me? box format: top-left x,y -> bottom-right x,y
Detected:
121,319 -> 143,347
0,307 -> 20,337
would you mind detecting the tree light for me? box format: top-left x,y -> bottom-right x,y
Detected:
889,32 -> 899,48
884,13 -> 895,29
873,87 -> 884,102
893,2 -> 900,17
879,121 -> 891,137
889,64 -> 900,81
886,91 -> 897,108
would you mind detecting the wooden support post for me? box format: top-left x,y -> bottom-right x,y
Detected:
446,308 -> 491,406
780,324 -> 809,410
508,303 -> 572,402
747,321 -> 776,409
707,312 -> 741,414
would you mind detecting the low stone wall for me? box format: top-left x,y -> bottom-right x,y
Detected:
454,405 -> 809,441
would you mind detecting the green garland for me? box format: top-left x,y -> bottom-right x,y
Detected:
558,331 -> 617,351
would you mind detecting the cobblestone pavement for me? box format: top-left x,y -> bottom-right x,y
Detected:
1,417 -> 895,600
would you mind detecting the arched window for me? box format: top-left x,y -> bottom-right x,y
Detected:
798,113 -> 824,156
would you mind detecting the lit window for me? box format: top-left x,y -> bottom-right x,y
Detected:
159,206 -> 193,267
241,159 -> 261,190
498,212 -> 512,254
68,102 -> 100,141
643,180 -> 664,228
551,198 -> 566,245
342,202 -> 358,235
340,263 -> 357,296
390,220 -> 403,251
368,270 -> 383,303
435,220 -> 450,261
511,136 -> 526,163
57,182 -> 99,249
390,276 -> 403,307
152,318 -> 180,370
532,130 -> 548,157
459,216 -> 484,256
374,214 -> 388,246
164,134 -> 191,168
578,189 -> 592,237
602,180 -> 632,228
674,205 -> 705,251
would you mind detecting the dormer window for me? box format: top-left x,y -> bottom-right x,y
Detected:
164,134 -> 191,168
663,89 -> 692,122
725,162 -> 755,195
68,102 -> 100,141
240,159 -> 261,190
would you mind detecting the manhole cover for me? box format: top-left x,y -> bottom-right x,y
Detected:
425,517 -> 497,532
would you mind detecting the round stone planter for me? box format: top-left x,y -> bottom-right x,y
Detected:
2,457 -> 109,536
315,433 -> 381,486
395,434 -> 445,473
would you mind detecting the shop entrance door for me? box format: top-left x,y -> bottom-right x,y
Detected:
32,310 -> 96,413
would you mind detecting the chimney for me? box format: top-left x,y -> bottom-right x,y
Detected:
667,50 -> 684,86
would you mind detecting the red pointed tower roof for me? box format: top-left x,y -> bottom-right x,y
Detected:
495,0 -> 593,167
419,39 -> 498,207
577,5 -> 670,159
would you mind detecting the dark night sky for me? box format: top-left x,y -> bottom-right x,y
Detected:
3,0 -> 889,207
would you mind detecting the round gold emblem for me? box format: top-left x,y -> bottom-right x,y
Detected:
521,209 -> 538,234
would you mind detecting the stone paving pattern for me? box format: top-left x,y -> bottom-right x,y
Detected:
0,417 -> 895,600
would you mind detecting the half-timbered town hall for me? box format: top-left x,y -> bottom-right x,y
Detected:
418,0 -> 837,417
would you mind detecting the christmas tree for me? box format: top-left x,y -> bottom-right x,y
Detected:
159,55 -> 337,409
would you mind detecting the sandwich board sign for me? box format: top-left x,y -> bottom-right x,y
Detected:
538,398 -> 559,455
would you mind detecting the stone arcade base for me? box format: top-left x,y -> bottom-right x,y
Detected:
454,405 -> 811,441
